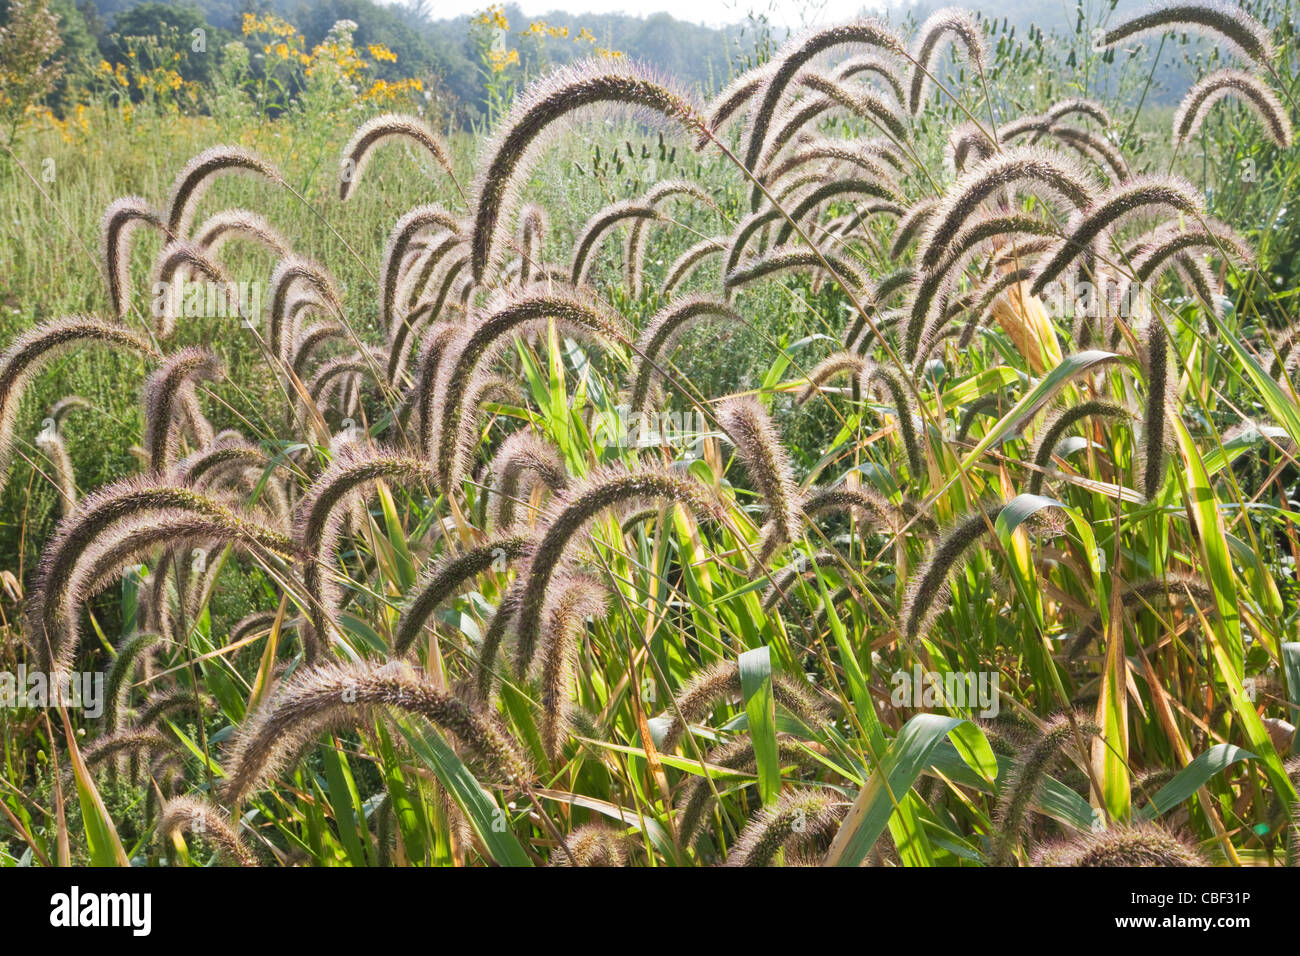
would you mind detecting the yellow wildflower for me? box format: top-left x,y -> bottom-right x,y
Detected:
486,47 -> 519,72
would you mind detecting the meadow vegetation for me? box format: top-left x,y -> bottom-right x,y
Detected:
1,0 -> 1299,867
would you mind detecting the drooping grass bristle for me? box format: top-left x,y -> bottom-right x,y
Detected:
741,19 -> 906,181
158,796 -> 257,867
101,197 -> 165,320
552,824 -> 630,866
486,430 -> 569,529
717,396 -> 800,567
221,660 -> 532,805
630,296 -> 741,414
907,7 -> 987,115
166,146 -> 284,237
507,464 -> 723,675
1027,400 -> 1132,494
901,503 -> 1005,642
657,658 -> 827,755
570,200 -> 660,285
537,572 -> 608,761
432,286 -> 624,492
295,446 -> 436,659
918,146 -> 1097,271
990,712 -> 1099,866
1173,68 -> 1292,148
470,59 -> 706,282
1099,2 -> 1276,68
795,72 -> 908,142
1033,821 -> 1207,866
0,317 -> 156,498
143,347 -> 223,473
1029,176 -> 1207,296
725,788 -> 845,866
194,208 -> 291,258
339,113 -> 459,202
394,534 -> 532,655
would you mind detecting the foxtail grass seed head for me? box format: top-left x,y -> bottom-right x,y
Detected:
166,146 -> 284,237
991,713 -> 1099,866
1029,176 -> 1207,297
267,257 -> 344,365
630,297 -> 742,414
339,113 -> 458,201
517,203 -> 548,285
509,465 -> 723,675
726,245 -> 869,296
36,419 -> 77,517
1173,68 -> 1292,148
798,352 -> 868,404
222,660 -> 532,805
657,658 -> 826,754
380,205 -> 461,332
773,178 -> 902,245
835,54 -> 907,104
1034,821 -> 1207,867
394,534 -> 532,655
901,503 -> 1006,642
918,146 -> 1098,271
725,788 -> 845,866
195,208 -> 291,258
717,396 -> 800,565
143,347 -> 223,474
295,447 -> 436,659
907,7 -> 987,115
538,572 -> 608,761
1139,316 -> 1172,501
158,796 -> 257,867
471,59 -> 706,282
433,286 -> 623,492
860,361 -> 925,480
553,824 -> 630,866
742,19 -> 905,179
662,235 -> 726,298
1027,400 -> 1131,495
1098,2 -> 1276,69
624,180 -> 716,296
150,241 -> 236,338
0,317 -> 156,498
101,197 -> 165,320
891,198 -> 938,260
795,72 -> 908,142
486,430 -> 569,529
702,63 -> 772,147
570,200 -> 660,286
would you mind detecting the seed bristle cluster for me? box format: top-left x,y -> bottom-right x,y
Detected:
7,12 -> 1293,869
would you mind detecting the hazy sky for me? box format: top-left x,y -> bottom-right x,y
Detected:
411,0 -> 884,30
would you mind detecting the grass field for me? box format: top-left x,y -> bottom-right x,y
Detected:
2,1 -> 1300,868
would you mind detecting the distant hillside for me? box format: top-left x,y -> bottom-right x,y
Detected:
75,0 -> 1215,121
